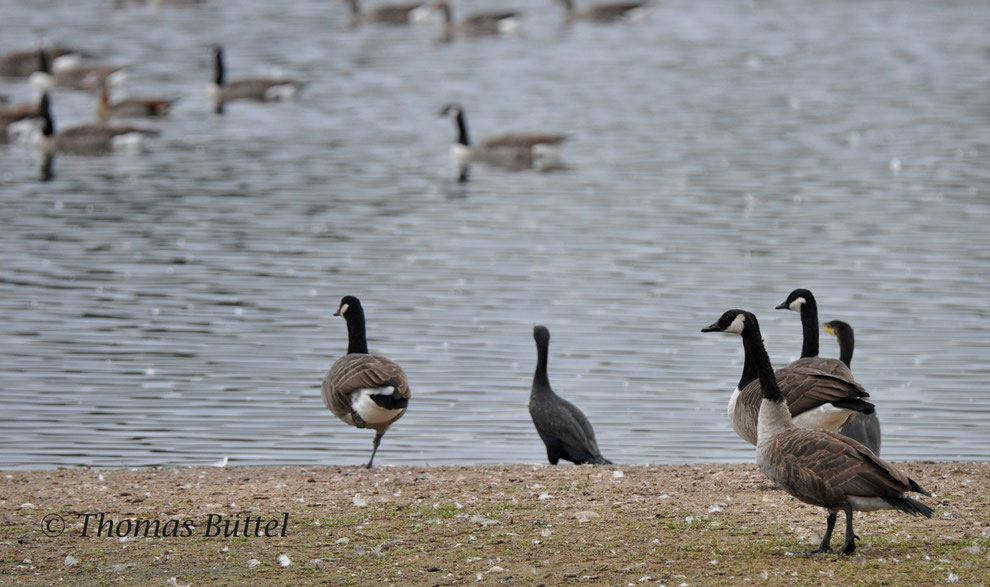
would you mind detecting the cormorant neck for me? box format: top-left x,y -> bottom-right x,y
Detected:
837,327 -> 854,368
345,308 -> 369,355
533,339 -> 551,391
453,110 -> 469,146
799,295 -> 819,358
741,325 -> 783,404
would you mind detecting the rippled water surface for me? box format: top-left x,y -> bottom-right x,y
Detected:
2,0 -> 989,469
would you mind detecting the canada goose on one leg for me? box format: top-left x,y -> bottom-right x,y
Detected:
529,326 -> 612,465
824,320 -> 882,455
207,45 -> 305,114
704,309 -> 932,554
555,0 -> 648,23
439,103 -> 566,182
702,308 -> 875,446
322,296 -> 410,469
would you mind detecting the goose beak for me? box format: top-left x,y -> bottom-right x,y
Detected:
774,302 -> 788,310
701,323 -> 721,333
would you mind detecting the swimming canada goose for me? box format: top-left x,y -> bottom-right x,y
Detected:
824,319 -> 882,455
702,307 -> 875,446
341,0 -> 427,26
0,46 -> 80,77
35,93 -> 159,156
707,309 -> 932,554
207,45 -> 304,114
427,1 -> 522,41
439,103 -> 566,182
97,85 -> 177,121
775,288 -> 851,377
529,326 -> 612,465
555,0 -> 648,23
322,296 -> 411,469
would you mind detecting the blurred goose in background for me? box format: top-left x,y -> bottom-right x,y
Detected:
529,326 -> 612,466
45,51 -> 127,90
555,0 -> 648,23
97,84 -> 177,120
207,45 -> 305,114
824,319 -> 882,455
341,0 -> 428,26
709,309 -> 932,555
322,296 -> 411,469
439,103 -> 566,182
702,308 -> 875,447
427,1 -> 522,42
1,101 -> 39,143
0,46 -> 81,77
35,93 -> 159,156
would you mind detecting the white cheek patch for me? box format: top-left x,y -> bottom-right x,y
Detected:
724,313 -> 746,334
339,303 -> 349,316
788,297 -> 806,312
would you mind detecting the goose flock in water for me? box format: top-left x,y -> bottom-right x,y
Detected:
1,0 -> 935,556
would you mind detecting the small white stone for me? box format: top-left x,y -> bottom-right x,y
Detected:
277,554 -> 292,567
247,558 -> 260,568
612,470 -> 624,479
335,537 -> 350,545
538,493 -> 552,500
353,494 -> 367,508
488,566 -> 504,573
64,556 -> 78,567
947,572 -> 959,583
574,511 -> 599,523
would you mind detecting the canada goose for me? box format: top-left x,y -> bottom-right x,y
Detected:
439,103 -> 566,182
35,93 -> 159,156
824,320 -> 882,455
529,326 -> 612,465
0,46 -> 80,77
555,0 -> 648,23
775,288 -> 851,377
341,0 -> 427,26
707,309 -> 932,554
322,296 -> 411,469
207,45 -> 305,114
702,307 -> 875,446
98,85 -> 177,121
427,1 -> 522,41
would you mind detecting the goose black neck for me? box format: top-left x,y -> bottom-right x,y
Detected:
741,322 -> 783,403
799,295 -> 820,358
39,94 -> 54,137
38,49 -> 51,74
214,49 -> 225,86
736,337 -> 758,392
453,110 -> 470,146
344,307 -> 369,355
533,336 -> 551,391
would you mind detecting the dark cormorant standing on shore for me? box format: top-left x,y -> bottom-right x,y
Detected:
529,325 -> 612,465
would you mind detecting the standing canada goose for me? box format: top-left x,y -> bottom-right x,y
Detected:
702,307 -> 875,446
322,296 -> 411,469
341,0 -> 427,26
427,1 -> 522,41
706,309 -> 932,554
97,85 -> 177,121
824,320 -> 882,455
439,103 -> 566,182
775,288 -> 851,377
555,0 -> 648,23
529,326 -> 612,465
207,45 -> 305,114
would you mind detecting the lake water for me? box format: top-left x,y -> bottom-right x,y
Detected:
1,0 -> 988,470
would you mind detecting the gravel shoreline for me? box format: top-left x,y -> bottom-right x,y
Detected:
3,462 -> 988,585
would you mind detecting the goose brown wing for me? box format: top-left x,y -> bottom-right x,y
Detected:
788,356 -> 852,378
766,430 -> 920,507
589,2 -> 644,20
322,354 -> 410,419
774,366 -> 870,416
479,133 -> 566,149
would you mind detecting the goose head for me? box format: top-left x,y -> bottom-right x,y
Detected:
702,309 -> 757,337
776,288 -> 813,312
